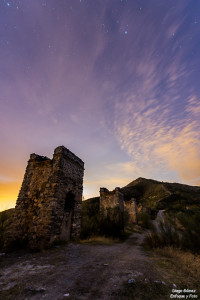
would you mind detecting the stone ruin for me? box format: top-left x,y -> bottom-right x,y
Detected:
100,187 -> 138,225
100,187 -> 124,215
124,198 -> 138,224
6,146 -> 84,249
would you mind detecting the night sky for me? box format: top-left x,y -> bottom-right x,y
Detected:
1,0 -> 200,211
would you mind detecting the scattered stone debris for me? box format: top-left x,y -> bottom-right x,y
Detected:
35,287 -> 46,292
154,280 -> 166,285
0,235 -> 175,300
128,278 -> 136,284
26,286 -> 46,293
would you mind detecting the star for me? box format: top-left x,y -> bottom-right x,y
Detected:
6,2 -> 10,7
124,30 -> 128,35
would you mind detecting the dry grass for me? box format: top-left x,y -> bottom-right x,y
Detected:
144,212 -> 200,253
125,224 -> 143,233
112,280 -> 170,300
80,236 -> 120,245
152,246 -> 200,290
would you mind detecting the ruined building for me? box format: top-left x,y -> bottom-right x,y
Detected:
100,187 -> 124,215
124,198 -> 138,224
100,187 -> 138,224
7,146 -> 84,249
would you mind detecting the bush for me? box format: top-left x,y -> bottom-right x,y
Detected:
0,209 -> 14,250
144,216 -> 180,249
81,199 -> 124,239
144,212 -> 200,253
80,198 -> 100,239
137,211 -> 152,229
99,207 -> 124,238
177,211 -> 200,252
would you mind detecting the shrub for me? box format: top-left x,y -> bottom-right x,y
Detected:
144,216 -> 180,249
99,207 -> 124,238
137,211 -> 152,229
0,209 -> 14,250
177,211 -> 200,253
144,212 -> 200,253
81,198 -> 124,239
80,198 -> 100,239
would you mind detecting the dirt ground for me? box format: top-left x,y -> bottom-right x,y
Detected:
0,233 -> 173,300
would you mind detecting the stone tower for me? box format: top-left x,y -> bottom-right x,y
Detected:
8,146 -> 84,249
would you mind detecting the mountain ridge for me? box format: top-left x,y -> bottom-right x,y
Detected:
85,177 -> 200,214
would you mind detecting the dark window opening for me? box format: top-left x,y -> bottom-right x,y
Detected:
64,191 -> 75,212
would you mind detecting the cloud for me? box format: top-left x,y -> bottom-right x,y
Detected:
0,175 -> 16,182
110,4 -> 200,186
186,95 -> 200,117
83,160 -> 143,199
1,0 -> 200,208
113,88 -> 200,185
84,175 -> 130,199
154,122 -> 200,182
0,181 -> 21,211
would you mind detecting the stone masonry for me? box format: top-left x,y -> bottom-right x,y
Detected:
100,187 -> 124,216
100,187 -> 138,225
6,146 -> 84,249
124,198 -> 138,224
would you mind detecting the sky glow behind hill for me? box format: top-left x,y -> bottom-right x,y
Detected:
0,0 -> 200,211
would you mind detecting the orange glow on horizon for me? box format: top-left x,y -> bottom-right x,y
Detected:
0,181 -> 21,211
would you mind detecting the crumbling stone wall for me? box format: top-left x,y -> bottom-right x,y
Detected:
6,146 -> 84,249
100,187 -> 124,216
100,188 -> 138,225
124,198 -> 138,224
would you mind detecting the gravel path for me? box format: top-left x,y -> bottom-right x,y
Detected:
0,233 -> 169,300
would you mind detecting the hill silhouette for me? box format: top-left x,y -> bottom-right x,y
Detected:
85,177 -> 200,214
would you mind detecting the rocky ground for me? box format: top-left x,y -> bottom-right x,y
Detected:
0,232 -> 177,300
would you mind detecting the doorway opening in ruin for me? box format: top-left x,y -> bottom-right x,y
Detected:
64,191 -> 75,212
61,191 -> 76,241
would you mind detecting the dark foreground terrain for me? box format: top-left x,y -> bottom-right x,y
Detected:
1,231 -> 197,300
1,177 -> 200,299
